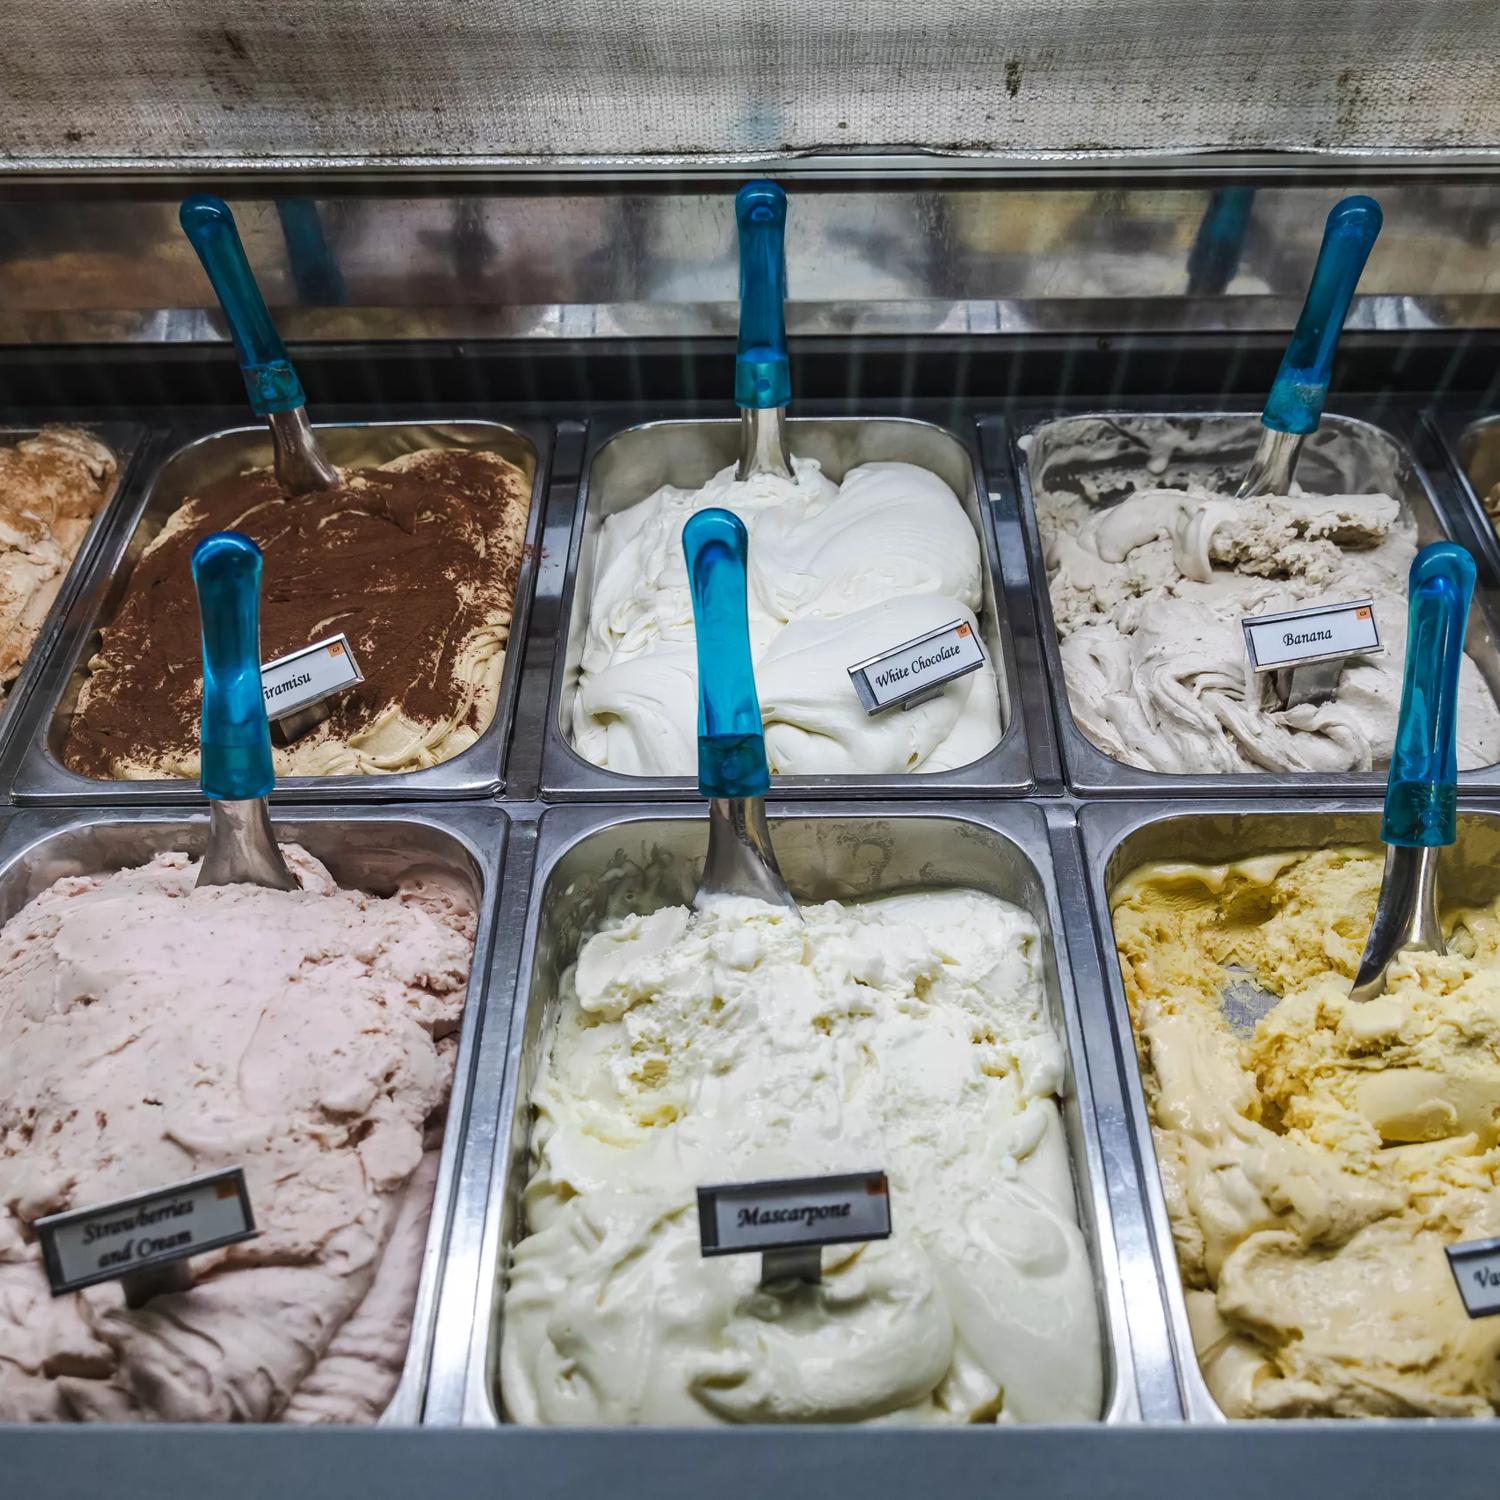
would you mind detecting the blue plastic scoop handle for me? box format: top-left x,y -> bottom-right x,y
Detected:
1186,186 -> 1255,295
192,531 -> 275,802
1262,194 -> 1382,436
734,181 -> 790,411
683,508 -> 770,798
1382,540 -> 1475,848
180,194 -> 306,416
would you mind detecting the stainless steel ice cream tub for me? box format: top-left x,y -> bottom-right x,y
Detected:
455,801 -> 1141,1426
1007,405 -> 1500,796
539,413 -> 1037,799
0,800 -> 507,1425
1078,798 -> 1500,1424
10,417 -> 550,804
1427,409 -> 1500,577
0,422 -> 147,775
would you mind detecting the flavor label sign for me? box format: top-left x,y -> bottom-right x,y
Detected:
35,1168 -> 257,1296
261,634 -> 363,721
1446,1236 -> 1500,1318
697,1170 -> 892,1257
848,619 -> 986,714
1242,599 -> 1383,673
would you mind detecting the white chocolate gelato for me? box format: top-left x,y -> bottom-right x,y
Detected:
1040,484 -> 1500,774
500,890 -> 1102,1425
0,846 -> 474,1423
571,458 -> 1002,776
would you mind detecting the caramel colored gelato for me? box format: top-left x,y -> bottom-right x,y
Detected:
62,448 -> 531,780
1113,846 -> 1500,1418
0,845 -> 474,1422
0,426 -> 117,697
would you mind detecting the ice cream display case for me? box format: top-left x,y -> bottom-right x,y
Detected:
9,162 -> 1500,1500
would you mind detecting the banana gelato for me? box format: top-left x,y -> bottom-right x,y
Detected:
1040,484 -> 1500,774
62,447 -> 532,780
572,458 -> 1002,777
1113,846 -> 1500,1418
501,889 -> 1101,1425
0,426 -> 118,698
0,845 -> 474,1422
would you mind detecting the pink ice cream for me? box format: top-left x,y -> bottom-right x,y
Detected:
0,845 -> 474,1423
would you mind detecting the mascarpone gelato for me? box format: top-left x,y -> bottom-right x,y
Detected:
571,458 -> 1002,777
1113,846 -> 1500,1418
500,889 -> 1101,1424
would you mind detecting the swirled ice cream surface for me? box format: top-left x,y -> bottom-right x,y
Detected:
0,846 -> 474,1423
1040,483 -> 1500,774
500,889 -> 1102,1425
571,458 -> 1002,776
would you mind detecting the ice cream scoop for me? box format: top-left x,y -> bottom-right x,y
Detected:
1236,195 -> 1383,499
734,180 -> 793,482
180,194 -> 338,496
191,530 -> 297,892
683,508 -> 798,917
1351,540 -> 1475,1000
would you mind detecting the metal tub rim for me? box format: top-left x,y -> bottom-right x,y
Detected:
0,799 -> 508,1427
462,798 -> 1139,1428
1077,795 -> 1500,1425
539,411 -> 1036,800
1007,401 -> 1500,796
9,415 -> 552,805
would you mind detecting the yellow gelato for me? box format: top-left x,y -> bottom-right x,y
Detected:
1112,846 -> 1500,1419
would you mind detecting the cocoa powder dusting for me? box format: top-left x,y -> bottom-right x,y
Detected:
63,449 -> 531,778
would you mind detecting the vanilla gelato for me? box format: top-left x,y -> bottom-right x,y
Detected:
1113,846 -> 1500,1418
0,845 -> 474,1422
0,426 -> 117,698
501,889 -> 1101,1425
572,458 -> 1002,777
1041,483 -> 1500,773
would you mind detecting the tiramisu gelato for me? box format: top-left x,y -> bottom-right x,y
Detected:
571,458 -> 1002,777
501,889 -> 1101,1425
62,448 -> 532,779
1113,845 -> 1500,1418
0,844 -> 474,1422
0,426 -> 118,698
